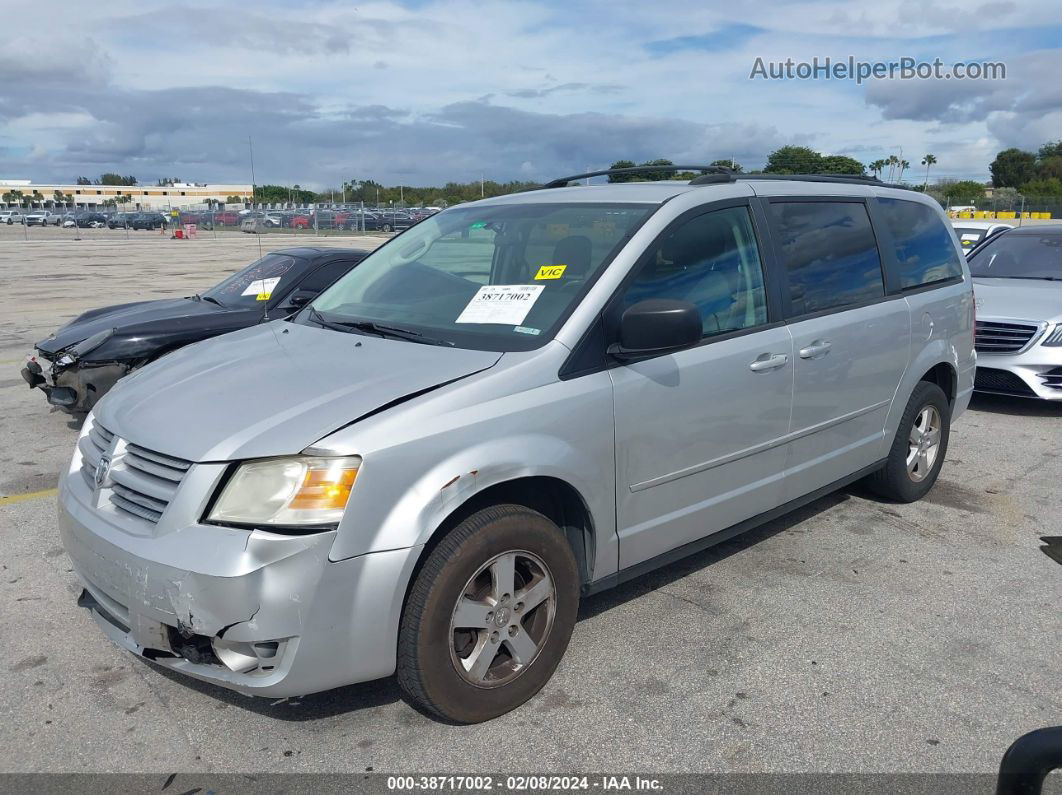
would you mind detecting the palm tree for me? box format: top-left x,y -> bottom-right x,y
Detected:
896,159 -> 911,182
884,155 -> 899,181
869,159 -> 887,178
921,154 -> 937,189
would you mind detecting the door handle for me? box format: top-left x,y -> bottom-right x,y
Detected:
799,340 -> 832,359
749,353 -> 788,372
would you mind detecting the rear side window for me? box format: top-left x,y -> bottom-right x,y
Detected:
877,198 -> 963,288
769,201 -> 884,315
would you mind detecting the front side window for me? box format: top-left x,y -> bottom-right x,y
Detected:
307,203 -> 652,351
968,231 -> 1062,280
619,206 -> 768,337
878,198 -> 964,288
770,201 -> 884,315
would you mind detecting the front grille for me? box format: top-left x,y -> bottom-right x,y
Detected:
974,320 -> 1041,354
78,419 -> 191,523
974,368 -> 1036,396
109,443 -> 191,523
78,421 -> 114,488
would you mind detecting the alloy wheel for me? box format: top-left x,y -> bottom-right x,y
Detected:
907,405 -> 942,482
449,550 -> 556,688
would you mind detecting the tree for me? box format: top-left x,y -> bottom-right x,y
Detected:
638,158 -> 675,181
225,195 -> 245,204
940,179 -> 987,204
764,146 -> 822,174
30,190 -> 44,206
921,154 -> 937,189
2,190 -> 24,207
709,158 -> 743,173
607,160 -> 638,182
819,155 -> 865,175
1020,178 -> 1062,197
1037,141 -> 1062,160
895,159 -> 911,182
989,148 -> 1036,188
868,159 -> 886,178
75,176 -> 92,185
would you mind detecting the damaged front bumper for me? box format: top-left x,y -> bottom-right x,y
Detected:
22,354 -> 126,412
58,446 -> 422,698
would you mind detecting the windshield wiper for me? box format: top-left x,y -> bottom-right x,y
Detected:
992,275 -> 1062,281
342,320 -> 456,347
200,295 -> 225,307
307,306 -> 355,333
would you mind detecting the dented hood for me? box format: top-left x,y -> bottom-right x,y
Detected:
93,320 -> 502,462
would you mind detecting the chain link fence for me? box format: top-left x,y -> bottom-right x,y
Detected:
0,200 -> 443,242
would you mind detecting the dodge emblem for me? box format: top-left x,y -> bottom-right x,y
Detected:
94,455 -> 111,488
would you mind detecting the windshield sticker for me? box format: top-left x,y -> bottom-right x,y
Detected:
513,326 -> 541,335
469,221 -> 487,229
535,264 -> 567,280
960,234 -> 981,241
241,277 -> 281,300
456,285 -> 544,325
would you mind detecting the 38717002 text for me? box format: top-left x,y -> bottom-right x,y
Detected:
386,775 -> 664,791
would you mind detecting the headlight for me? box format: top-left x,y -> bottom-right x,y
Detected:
1042,324 -> 1062,347
208,455 -> 361,528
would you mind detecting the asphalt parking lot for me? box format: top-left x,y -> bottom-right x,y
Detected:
0,237 -> 1059,777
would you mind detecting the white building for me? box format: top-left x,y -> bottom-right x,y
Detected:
0,180 -> 252,210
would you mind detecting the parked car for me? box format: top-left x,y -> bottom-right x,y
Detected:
65,212 -> 107,228
376,211 -> 414,232
0,209 -> 25,224
107,213 -> 138,229
25,210 -> 60,226
343,210 -> 382,231
58,171 -> 973,723
951,220 -> 1013,254
128,212 -> 164,230
968,224 -> 1062,399
21,247 -> 368,412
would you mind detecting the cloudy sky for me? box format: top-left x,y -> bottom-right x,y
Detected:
1,0 -> 1060,188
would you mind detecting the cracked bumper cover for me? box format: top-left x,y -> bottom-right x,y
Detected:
58,460 -> 422,697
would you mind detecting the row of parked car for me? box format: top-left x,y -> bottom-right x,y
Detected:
0,209 -> 173,229
235,206 -> 439,233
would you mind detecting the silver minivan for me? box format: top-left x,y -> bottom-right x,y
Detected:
59,170 -> 975,723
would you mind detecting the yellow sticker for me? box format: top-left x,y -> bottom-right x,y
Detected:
535,264 -> 567,280
256,292 -> 271,301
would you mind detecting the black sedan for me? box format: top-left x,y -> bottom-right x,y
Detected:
21,246 -> 369,412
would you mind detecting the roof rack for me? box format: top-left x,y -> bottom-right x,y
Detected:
539,167 -> 891,190
540,165 -> 733,189
721,173 -> 888,187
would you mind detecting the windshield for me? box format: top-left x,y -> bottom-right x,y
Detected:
203,253 -> 300,308
953,227 -> 988,251
305,202 -> 653,350
968,231 -> 1062,279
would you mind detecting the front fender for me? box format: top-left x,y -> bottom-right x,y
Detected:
321,366 -> 618,583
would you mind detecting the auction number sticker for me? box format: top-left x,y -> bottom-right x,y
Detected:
241,277 -> 281,301
456,285 -> 543,325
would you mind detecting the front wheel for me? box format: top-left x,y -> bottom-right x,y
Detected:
866,381 -> 951,502
397,505 -> 580,723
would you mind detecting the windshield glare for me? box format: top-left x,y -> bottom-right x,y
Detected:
204,253 -> 299,308
968,232 -> 1062,279
306,203 -> 652,350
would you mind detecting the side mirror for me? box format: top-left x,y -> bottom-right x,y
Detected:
285,293 -> 312,309
610,299 -> 701,361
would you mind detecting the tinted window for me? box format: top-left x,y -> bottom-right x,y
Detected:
297,258 -> 362,293
770,201 -> 884,314
878,198 -> 963,287
620,206 -> 768,337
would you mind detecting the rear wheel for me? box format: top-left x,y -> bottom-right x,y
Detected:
397,504 -> 579,723
866,381 -> 950,502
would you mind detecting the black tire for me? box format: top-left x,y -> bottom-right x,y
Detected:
866,381 -> 951,502
382,223 -> 392,233
397,504 -> 580,723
